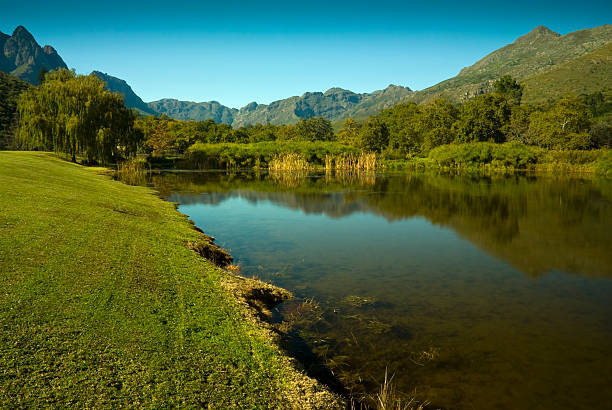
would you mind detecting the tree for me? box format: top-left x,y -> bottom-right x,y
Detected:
591,121 -> 612,148
419,98 -> 458,152
493,75 -> 523,105
528,96 -> 592,149
454,94 -> 511,143
145,120 -> 174,156
379,102 -> 422,154
37,66 -> 48,85
337,118 -> 361,145
294,117 -> 335,142
506,105 -> 533,144
358,118 -> 389,152
18,68 -> 140,163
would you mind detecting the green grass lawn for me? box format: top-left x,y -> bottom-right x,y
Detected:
0,152 -> 337,407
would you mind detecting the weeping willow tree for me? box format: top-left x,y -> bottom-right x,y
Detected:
17,68 -> 141,163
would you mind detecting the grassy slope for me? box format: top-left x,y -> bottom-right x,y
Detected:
409,25 -> 612,104
522,42 -> 612,104
0,152 -> 321,407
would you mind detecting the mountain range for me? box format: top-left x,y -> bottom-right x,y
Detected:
0,26 -> 67,84
2,24 -> 612,127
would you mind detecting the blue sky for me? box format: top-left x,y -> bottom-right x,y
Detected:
2,1 -> 610,108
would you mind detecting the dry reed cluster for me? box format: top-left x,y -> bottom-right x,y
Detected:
268,153 -> 314,171
325,152 -> 377,171
116,158 -> 149,185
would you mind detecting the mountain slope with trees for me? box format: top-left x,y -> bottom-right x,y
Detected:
521,41 -> 612,105
92,71 -> 157,115
147,98 -> 238,124
409,24 -> 612,104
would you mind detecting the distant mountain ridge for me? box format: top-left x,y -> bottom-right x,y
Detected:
2,24 -> 612,128
92,71 -> 156,115
0,26 -> 67,84
409,24 -> 612,104
147,98 -> 237,123
143,84 -> 413,126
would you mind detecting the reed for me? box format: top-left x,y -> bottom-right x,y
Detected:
374,369 -> 424,410
326,152 -> 377,171
268,153 -> 314,171
116,158 -> 149,185
269,170 -> 310,188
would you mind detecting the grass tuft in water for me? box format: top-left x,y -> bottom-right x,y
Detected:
115,157 -> 149,185
374,369 -> 425,410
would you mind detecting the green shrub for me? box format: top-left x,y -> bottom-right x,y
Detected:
183,141 -> 359,170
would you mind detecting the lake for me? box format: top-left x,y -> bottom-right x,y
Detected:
151,171 -> 612,409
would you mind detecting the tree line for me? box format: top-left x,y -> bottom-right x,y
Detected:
12,69 -> 612,164
135,75 -> 612,158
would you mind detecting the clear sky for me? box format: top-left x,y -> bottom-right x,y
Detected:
2,1 -> 610,108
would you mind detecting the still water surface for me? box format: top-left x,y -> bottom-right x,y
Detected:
152,171 -> 612,409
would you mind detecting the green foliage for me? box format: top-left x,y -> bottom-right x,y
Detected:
293,117 -> 335,142
522,42 -> 612,105
591,120 -> 612,148
0,152 -> 323,407
454,94 -> 511,143
420,98 -> 458,152
358,118 -> 390,152
133,73 -> 611,171
379,102 -> 422,153
0,72 -> 31,149
184,141 -> 359,169
17,69 -> 141,163
337,118 -> 361,145
36,66 -> 48,86
493,75 -> 523,105
428,142 -> 540,169
506,105 -> 533,144
528,96 -> 592,149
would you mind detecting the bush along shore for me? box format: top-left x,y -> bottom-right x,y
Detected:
135,140 -> 612,177
0,151 -> 344,408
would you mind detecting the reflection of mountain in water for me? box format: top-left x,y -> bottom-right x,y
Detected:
155,172 -> 612,279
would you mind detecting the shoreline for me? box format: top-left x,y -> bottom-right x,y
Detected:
0,151 -> 344,408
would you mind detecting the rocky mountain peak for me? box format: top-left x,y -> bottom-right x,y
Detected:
0,25 -> 67,84
43,45 -> 58,55
515,25 -> 560,43
11,25 -> 35,41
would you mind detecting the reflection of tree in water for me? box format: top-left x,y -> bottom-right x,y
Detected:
151,171 -> 612,278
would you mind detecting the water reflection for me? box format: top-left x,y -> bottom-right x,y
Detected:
150,171 -> 612,409
154,172 -> 612,278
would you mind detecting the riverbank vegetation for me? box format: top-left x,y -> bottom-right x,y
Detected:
127,76 -> 611,175
2,69 -> 610,175
0,152 -> 342,407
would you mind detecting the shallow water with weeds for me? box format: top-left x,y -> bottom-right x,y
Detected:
152,171 -> 612,409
